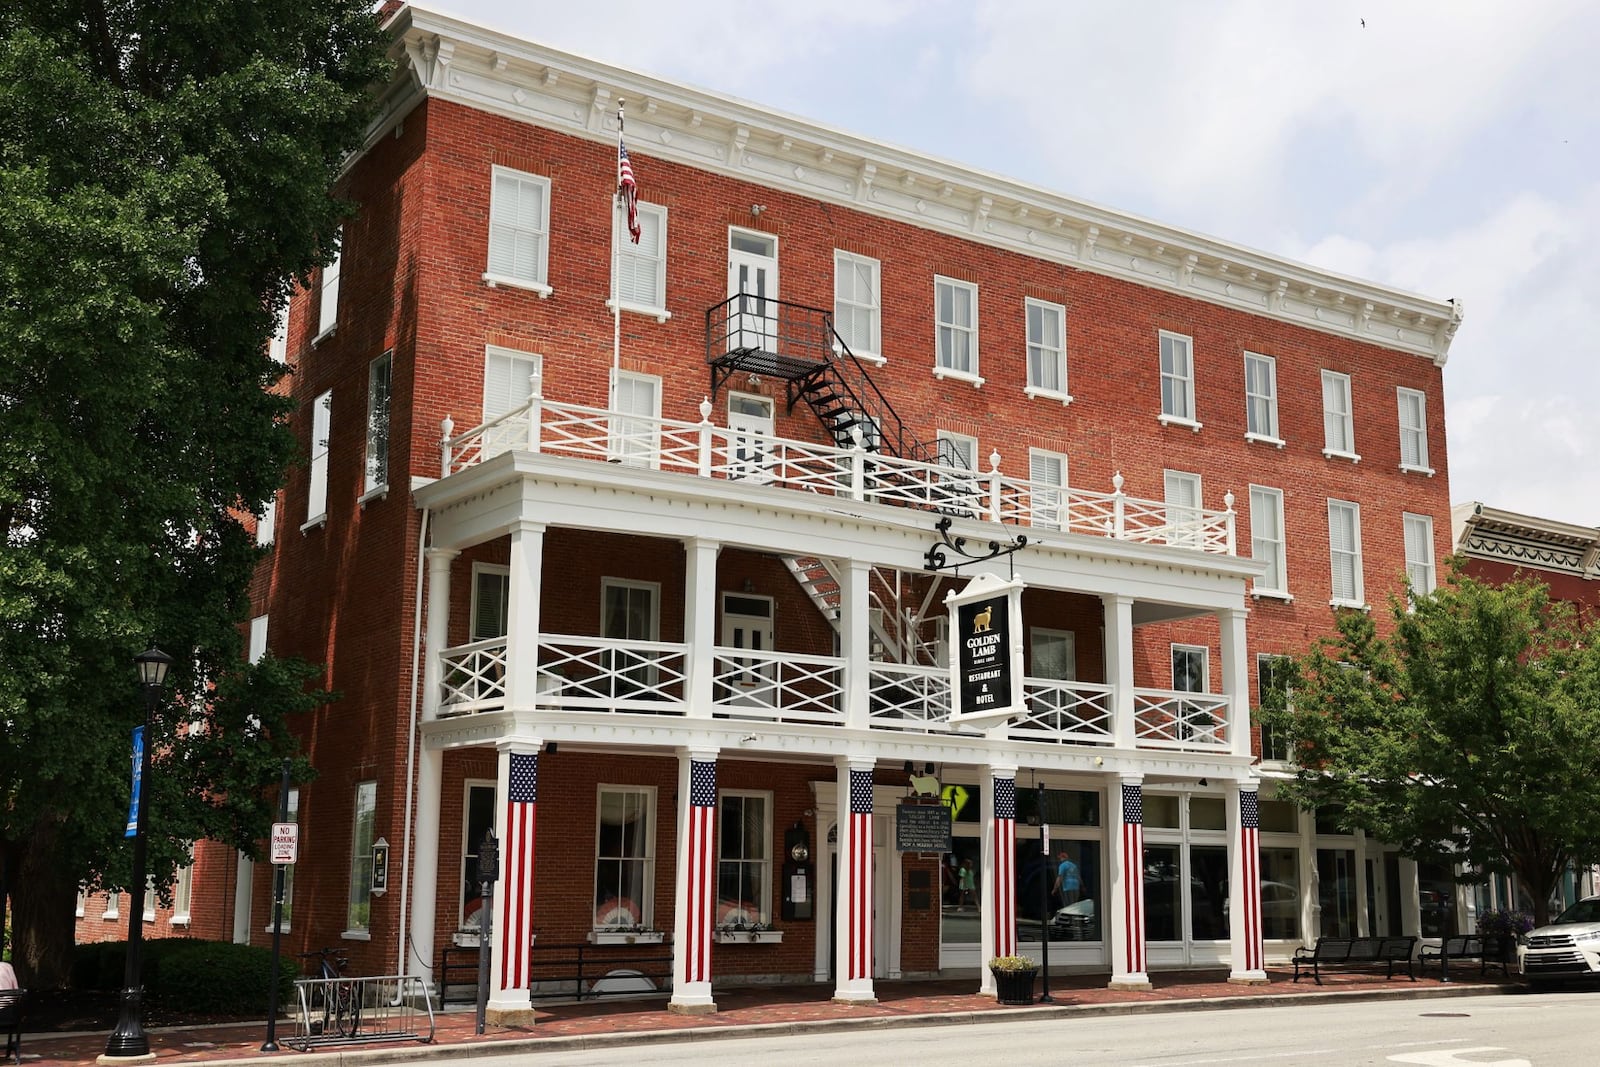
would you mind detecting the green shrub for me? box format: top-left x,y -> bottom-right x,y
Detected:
149,941 -> 300,1015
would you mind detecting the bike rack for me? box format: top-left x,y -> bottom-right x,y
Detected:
288,974 -> 436,1051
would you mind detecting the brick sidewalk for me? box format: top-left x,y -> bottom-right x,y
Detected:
20,968 -> 1518,1065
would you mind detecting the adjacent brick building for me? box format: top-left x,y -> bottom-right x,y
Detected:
81,4 -> 1464,1013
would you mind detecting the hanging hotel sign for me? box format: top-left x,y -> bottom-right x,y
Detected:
946,571 -> 1026,727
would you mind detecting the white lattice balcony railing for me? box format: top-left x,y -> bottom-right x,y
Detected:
711,647 -> 845,725
1011,679 -> 1115,744
867,663 -> 961,732
537,635 -> 689,713
1132,689 -> 1231,750
438,637 -> 508,717
438,393 -> 1236,555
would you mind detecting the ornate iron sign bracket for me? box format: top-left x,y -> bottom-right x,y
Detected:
923,515 -> 1028,573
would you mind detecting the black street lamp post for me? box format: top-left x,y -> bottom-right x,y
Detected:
102,646 -> 172,1062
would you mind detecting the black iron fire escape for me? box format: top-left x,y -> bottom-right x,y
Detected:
705,293 -> 960,467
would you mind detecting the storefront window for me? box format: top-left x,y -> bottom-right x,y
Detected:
1190,845 -> 1230,940
1417,862 -> 1458,937
1190,796 -> 1226,831
1015,788 -> 1100,827
940,837 -> 983,944
1259,800 -> 1298,833
1260,847 -> 1300,940
1016,839 -> 1101,942
1144,794 -> 1180,829
1316,848 -> 1357,937
1145,842 -> 1183,941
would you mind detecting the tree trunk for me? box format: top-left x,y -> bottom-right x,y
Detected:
10,818 -> 82,989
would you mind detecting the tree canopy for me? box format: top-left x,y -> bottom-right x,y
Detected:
0,1 -> 389,984
1257,567 -> 1600,927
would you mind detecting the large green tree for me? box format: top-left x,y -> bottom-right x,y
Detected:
1258,568 -> 1600,927
0,2 -> 388,985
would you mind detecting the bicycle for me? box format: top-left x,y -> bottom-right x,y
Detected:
297,947 -> 360,1038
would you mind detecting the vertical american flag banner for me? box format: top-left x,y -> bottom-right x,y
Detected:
684,759 -> 717,984
991,776 -> 1016,959
848,768 -> 875,980
1120,783 -> 1146,976
617,107 -> 641,243
1238,789 -> 1264,972
501,751 -> 538,990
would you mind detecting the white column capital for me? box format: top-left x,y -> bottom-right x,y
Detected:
1118,774 -> 1144,790
677,745 -> 721,762
495,739 -> 543,756
837,753 -> 877,774
426,546 -> 460,564
985,763 -> 1018,779
509,519 -> 548,536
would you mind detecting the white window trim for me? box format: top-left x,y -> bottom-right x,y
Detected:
457,778 -> 497,943
171,850 -> 194,926
1028,626 -> 1078,682
344,780 -> 377,938
256,495 -> 277,547
1163,469 -> 1204,548
933,275 -> 983,386
1397,387 -> 1435,476
1321,370 -> 1358,461
1027,448 -> 1069,531
103,892 -> 120,920
1327,498 -> 1367,610
301,389 -> 332,532
593,783 -> 658,935
471,563 -> 511,642
269,304 -> 290,364
1024,297 -> 1070,403
1158,329 -> 1197,425
314,229 -> 342,344
1171,644 -> 1210,692
607,201 -> 670,321
608,369 -> 663,468
76,888 -> 87,918
1243,351 -> 1280,445
363,351 -> 392,500
601,578 -> 662,640
1404,512 -> 1438,598
483,165 -> 554,297
1248,484 -> 1291,600
249,615 -> 269,665
717,789 -> 776,932
833,249 -> 883,364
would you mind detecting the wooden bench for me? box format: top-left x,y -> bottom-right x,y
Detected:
0,989 -> 24,1065
1418,935 -> 1510,977
1292,935 -> 1418,984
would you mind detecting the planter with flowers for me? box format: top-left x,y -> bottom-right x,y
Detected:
989,955 -> 1039,1005
714,919 -> 783,944
1476,908 -> 1534,966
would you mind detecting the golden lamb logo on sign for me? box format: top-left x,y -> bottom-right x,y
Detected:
946,572 -> 1026,727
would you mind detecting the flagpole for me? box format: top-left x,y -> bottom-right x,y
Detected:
612,99 -> 624,380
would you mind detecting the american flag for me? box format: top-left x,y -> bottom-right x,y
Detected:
501,751 -> 538,990
991,776 -> 1016,959
1120,783 -> 1145,976
617,111 -> 641,244
848,768 -> 874,980
684,759 -> 717,983
1239,790 -> 1264,971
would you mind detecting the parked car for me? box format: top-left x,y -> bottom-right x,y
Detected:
1519,895 -> 1600,990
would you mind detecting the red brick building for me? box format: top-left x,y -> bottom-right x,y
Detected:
81,4 -> 1463,1014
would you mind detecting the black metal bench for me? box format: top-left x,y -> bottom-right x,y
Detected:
1418,935 -> 1509,977
0,989 -> 24,1065
528,941 -> 675,1001
1292,935 -> 1418,984
435,946 -> 481,1003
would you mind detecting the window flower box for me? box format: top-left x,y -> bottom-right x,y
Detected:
714,927 -> 784,944
588,929 -> 665,946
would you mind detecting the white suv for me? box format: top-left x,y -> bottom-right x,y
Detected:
1520,896 -> 1600,989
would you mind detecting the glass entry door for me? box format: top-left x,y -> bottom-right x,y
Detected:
728,228 -> 778,353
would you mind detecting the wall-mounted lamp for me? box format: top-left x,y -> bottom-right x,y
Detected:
903,760 -> 915,775
924,762 -> 936,776
1197,777 -> 1209,787
750,204 -> 767,217
545,741 -> 558,754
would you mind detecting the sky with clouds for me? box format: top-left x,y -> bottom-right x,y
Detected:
429,0 -> 1600,525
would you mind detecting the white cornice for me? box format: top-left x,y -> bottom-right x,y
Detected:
1451,500 -> 1600,578
380,5 -> 1461,365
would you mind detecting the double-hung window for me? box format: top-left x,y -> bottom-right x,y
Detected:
305,390 -> 332,527
485,166 -> 552,294
172,847 -> 194,925
346,780 -> 378,935
256,495 -> 276,546
595,786 -> 655,930
364,351 -> 392,497
937,430 -> 980,515
609,370 -> 661,467
1397,388 -> 1431,473
1029,627 -> 1077,681
834,251 -> 882,362
933,276 -> 980,383
602,579 -> 660,697
1256,654 -> 1292,763
269,304 -> 289,364
1321,370 -> 1358,459
1328,499 -> 1364,607
1404,513 -> 1436,597
1249,485 -> 1288,597
1025,298 -> 1068,399
613,202 -> 668,319
1028,449 -> 1068,530
1163,469 -> 1203,548
316,230 -> 342,339
717,791 -> 772,927
249,615 -> 269,664
1158,331 -> 1197,426
1244,352 -> 1281,444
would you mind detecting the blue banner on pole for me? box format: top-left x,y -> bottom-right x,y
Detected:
126,725 -> 144,838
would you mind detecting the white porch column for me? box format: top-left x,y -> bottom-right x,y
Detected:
840,561 -> 872,731
505,522 -> 546,710
1108,775 -> 1151,989
978,763 -> 1018,997
485,741 -> 541,1025
1226,780 -> 1268,984
683,538 -> 720,717
408,547 -> 457,984
1102,595 -> 1136,748
670,747 -> 720,1013
833,755 -> 877,1003
1218,606 -> 1251,757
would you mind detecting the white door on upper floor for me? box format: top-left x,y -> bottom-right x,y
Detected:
720,593 -> 775,708
728,392 -> 775,482
728,228 -> 778,354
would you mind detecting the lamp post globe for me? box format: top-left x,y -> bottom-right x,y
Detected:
101,645 -> 172,1063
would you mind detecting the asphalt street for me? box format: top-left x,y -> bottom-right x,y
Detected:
460,990 -> 1594,1066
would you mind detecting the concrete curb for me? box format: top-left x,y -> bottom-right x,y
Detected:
167,982 -> 1516,1067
